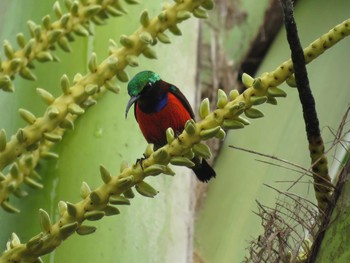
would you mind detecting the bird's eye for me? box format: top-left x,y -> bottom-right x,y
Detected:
142,82 -> 152,94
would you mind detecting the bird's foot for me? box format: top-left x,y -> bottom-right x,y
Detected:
136,154 -> 147,170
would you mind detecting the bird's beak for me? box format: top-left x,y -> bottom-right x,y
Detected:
125,95 -> 141,118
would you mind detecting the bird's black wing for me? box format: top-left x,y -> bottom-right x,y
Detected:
167,84 -> 195,119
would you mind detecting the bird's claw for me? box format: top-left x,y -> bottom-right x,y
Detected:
136,154 -> 147,170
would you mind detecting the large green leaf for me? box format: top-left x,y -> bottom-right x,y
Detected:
0,1 -> 200,262
194,0 -> 350,261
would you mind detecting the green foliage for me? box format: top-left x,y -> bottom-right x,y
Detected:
0,0 -> 213,262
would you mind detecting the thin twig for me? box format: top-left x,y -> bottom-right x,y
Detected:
229,145 -> 335,190
255,159 -> 313,178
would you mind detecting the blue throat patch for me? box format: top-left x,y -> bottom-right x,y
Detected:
155,93 -> 168,112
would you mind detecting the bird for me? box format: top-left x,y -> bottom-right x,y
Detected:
125,70 -> 216,182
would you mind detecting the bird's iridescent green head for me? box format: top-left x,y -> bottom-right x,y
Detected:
127,70 -> 161,97
125,71 -> 161,118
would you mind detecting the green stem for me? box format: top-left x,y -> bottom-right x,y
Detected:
0,0 -> 132,92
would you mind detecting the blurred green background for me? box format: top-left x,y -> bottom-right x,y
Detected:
195,0 -> 350,262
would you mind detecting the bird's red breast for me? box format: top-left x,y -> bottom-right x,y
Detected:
135,92 -> 192,147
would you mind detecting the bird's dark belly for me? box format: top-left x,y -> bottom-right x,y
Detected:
136,93 -> 192,147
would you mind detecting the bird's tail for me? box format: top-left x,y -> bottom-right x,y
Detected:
192,158 -> 216,183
